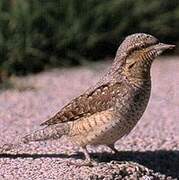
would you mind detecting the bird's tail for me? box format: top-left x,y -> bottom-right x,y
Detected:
22,123 -> 69,143
0,123 -> 70,153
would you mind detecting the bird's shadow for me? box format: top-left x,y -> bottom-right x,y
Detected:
0,150 -> 179,178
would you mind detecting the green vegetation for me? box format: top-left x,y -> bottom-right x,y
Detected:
0,0 -> 179,77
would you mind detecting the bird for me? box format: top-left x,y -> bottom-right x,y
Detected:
0,33 -> 175,166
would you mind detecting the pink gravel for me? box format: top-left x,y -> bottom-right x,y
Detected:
0,57 -> 179,179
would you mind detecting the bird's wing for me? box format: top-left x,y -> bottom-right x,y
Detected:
40,82 -> 124,126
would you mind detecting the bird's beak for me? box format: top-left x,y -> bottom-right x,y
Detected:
154,43 -> 175,52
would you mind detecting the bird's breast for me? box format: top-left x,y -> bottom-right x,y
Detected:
114,82 -> 151,134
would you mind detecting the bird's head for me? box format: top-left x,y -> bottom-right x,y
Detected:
113,33 -> 175,80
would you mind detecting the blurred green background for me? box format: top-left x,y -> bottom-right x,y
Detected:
0,0 -> 178,79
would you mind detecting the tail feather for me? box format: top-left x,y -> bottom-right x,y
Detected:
22,123 -> 69,143
0,123 -> 69,153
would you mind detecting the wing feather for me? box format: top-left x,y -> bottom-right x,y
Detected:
40,82 -> 123,126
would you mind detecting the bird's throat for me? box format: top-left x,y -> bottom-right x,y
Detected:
122,60 -> 152,88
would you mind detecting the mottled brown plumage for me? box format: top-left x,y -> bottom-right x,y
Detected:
0,33 -> 175,165
40,83 -> 123,126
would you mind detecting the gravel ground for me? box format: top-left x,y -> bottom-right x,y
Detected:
0,57 -> 179,180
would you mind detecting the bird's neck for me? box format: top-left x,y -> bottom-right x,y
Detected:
121,61 -> 152,88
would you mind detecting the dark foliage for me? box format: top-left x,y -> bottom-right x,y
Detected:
0,0 -> 178,76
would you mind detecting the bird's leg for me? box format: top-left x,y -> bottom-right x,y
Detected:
82,146 -> 91,163
108,144 -> 119,154
68,146 -> 97,166
78,146 -> 97,166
